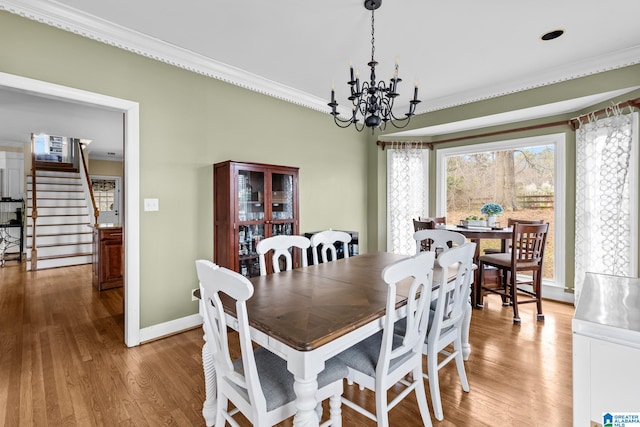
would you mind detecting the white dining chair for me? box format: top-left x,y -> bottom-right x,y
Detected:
334,251 -> 436,427
394,242 -> 475,421
413,229 -> 466,255
256,235 -> 310,275
195,260 -> 346,427
310,230 -> 352,264
425,242 -> 475,420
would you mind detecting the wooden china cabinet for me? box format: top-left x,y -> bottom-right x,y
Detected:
214,161 -> 300,277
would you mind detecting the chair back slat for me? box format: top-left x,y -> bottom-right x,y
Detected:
256,235 -> 310,275
379,251 -> 436,374
511,223 -> 549,265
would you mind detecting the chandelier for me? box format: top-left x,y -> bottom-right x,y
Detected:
328,0 -> 420,132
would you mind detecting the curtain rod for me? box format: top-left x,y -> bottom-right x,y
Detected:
568,96 -> 640,130
376,96 -> 640,150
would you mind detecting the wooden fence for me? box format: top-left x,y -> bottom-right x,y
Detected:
463,194 -> 554,211
516,194 -> 554,209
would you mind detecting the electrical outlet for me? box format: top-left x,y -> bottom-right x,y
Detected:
191,288 -> 199,301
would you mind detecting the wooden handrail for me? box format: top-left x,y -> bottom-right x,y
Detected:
30,133 -> 38,270
78,141 -> 99,226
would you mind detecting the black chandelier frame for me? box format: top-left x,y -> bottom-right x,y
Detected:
328,0 -> 420,132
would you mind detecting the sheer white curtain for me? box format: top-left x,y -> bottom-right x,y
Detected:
387,142 -> 428,255
574,109 -> 639,304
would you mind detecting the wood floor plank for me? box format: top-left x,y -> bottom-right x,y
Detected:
0,261 -> 575,426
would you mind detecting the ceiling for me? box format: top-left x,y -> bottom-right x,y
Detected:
0,86 -> 123,160
2,0 -> 640,157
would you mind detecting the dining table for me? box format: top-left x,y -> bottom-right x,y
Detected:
198,251 -> 473,427
444,224 -> 513,308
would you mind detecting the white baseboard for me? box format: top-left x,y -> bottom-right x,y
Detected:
139,313 -> 203,343
516,281 -> 575,304
543,284 -> 575,304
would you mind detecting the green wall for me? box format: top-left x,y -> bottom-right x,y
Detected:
0,12 -> 368,328
4,9 -> 640,324
371,66 -> 640,292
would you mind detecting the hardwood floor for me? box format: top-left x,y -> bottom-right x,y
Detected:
0,262 -> 574,426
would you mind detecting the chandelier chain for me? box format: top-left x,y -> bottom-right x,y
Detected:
370,6 -> 375,63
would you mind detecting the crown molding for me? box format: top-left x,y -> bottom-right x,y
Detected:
415,45 -> 640,114
0,0 -> 331,113
3,0 -> 640,118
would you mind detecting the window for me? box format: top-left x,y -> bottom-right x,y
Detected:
436,134 -> 567,295
91,178 -> 116,211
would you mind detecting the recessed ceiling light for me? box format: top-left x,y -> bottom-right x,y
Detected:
541,29 -> 564,41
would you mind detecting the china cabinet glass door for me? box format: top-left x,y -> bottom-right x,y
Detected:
270,172 -> 294,237
238,169 -> 265,277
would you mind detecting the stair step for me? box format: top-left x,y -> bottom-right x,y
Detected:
30,170 -> 80,178
27,207 -> 88,216
27,241 -> 91,249
34,161 -> 77,172
27,215 -> 90,226
27,254 -> 92,270
27,251 -> 92,260
26,233 -> 92,246
27,172 -> 80,184
27,243 -> 92,258
27,190 -> 85,199
27,223 -> 92,234
30,183 -> 83,192
27,199 -> 85,208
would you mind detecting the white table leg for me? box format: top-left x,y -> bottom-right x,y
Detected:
292,375 -> 320,427
201,318 -> 217,426
462,299 -> 472,361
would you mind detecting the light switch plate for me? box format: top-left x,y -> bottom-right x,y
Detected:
144,198 -> 159,211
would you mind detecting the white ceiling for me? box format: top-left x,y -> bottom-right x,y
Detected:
2,0 -> 640,156
0,86 -> 123,160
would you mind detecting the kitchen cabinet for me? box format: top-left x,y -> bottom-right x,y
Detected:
92,224 -> 123,290
572,272 -> 640,426
214,161 -> 299,277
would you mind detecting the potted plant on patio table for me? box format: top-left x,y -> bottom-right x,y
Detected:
480,203 -> 504,227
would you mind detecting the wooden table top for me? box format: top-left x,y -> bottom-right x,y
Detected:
445,225 -> 513,239
222,252 -> 415,351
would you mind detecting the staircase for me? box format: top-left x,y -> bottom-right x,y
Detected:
26,169 -> 93,270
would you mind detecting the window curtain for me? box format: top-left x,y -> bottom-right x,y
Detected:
574,109 -> 639,304
387,142 -> 427,255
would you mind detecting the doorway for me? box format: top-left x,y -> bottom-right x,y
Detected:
0,71 -> 141,346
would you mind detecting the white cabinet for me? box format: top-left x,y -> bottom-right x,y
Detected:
573,273 -> 640,426
0,151 -> 25,199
